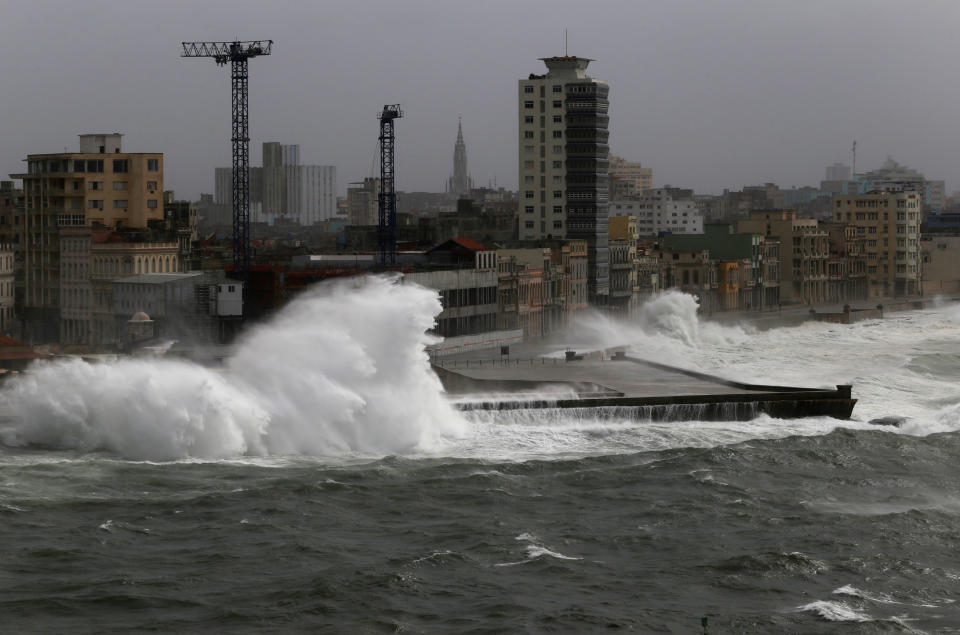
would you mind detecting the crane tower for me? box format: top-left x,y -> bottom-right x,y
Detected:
181,40 -> 273,283
378,105 -> 402,266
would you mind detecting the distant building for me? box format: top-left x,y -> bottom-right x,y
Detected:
447,119 -> 473,198
858,156 -> 944,211
608,155 -> 652,198
737,209 -> 828,305
346,177 -> 380,226
518,55 -> 610,303
825,162 -> 852,181
299,165 -> 337,225
216,143 -> 335,225
611,187 -> 704,236
832,190 -> 921,297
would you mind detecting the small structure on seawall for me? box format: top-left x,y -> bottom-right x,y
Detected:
433,349 -> 856,422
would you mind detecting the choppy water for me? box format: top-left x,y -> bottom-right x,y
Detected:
1,281 -> 959,632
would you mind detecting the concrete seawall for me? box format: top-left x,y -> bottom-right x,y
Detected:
435,352 -> 856,422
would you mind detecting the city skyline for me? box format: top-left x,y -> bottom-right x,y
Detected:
1,0 -> 957,200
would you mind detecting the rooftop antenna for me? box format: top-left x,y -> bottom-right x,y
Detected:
565,29 -> 568,56
851,140 -> 857,177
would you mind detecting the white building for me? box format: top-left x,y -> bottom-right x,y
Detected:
611,188 -> 704,237
299,165 -> 337,225
518,55 -> 610,301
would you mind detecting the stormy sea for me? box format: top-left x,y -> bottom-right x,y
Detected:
1,276 -> 959,633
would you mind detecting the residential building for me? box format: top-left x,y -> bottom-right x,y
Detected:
347,178 -> 380,226
858,156 -> 945,211
518,55 -> 610,303
738,209 -> 827,305
921,236 -> 960,296
661,224 -> 780,310
10,133 -> 164,342
611,187 -> 704,236
832,191 -> 921,297
0,245 -> 13,334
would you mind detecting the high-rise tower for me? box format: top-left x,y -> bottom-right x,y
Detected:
518,56 -> 610,302
447,118 -> 472,198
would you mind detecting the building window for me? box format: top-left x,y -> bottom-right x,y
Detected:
552,161 -> 562,169
147,181 -> 157,190
88,181 -> 103,191
88,199 -> 103,210
553,220 -> 562,229
524,175 -> 534,184
552,100 -> 562,108
524,85 -> 534,93
73,160 -> 85,173
147,158 -> 159,171
524,131 -> 534,139
552,130 -> 563,138
523,160 -> 534,169
113,181 -> 128,190
524,116 -> 534,124
147,199 -> 158,209
524,221 -> 535,229
524,205 -> 534,214
112,159 -> 129,173
113,200 -> 128,209
552,145 -> 562,154
524,100 -> 534,109
525,191 -> 534,199
553,205 -> 562,214
553,190 -> 563,198
552,85 -> 562,93
553,115 -> 562,123
86,159 -> 104,173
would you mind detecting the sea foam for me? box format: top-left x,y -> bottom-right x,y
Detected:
0,276 -> 465,460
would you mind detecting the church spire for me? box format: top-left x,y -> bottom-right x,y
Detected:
448,117 -> 472,197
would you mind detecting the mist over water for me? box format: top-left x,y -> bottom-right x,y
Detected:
0,275 -> 466,460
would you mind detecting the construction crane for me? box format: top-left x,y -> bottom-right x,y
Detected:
378,104 -> 402,266
181,40 -> 273,283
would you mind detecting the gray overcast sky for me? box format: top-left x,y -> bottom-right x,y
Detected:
1,0 -> 958,199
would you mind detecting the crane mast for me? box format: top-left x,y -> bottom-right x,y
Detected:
181,40 -> 273,286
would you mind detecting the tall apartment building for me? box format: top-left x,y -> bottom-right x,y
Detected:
610,187 -> 704,236
609,155 -> 652,198
832,191 -> 921,297
737,210 -> 828,305
518,56 -> 610,302
10,134 -> 163,341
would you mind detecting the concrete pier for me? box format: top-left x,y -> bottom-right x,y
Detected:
434,352 -> 856,421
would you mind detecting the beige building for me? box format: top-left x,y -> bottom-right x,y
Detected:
738,209 -> 828,305
346,177 -> 380,226
609,155 -> 652,198
60,227 -> 180,346
921,236 -> 960,296
10,134 -> 164,341
832,191 -> 921,297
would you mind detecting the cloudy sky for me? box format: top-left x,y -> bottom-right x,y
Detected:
1,0 -> 957,199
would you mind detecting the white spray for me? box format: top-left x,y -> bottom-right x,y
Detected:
0,276 -> 466,460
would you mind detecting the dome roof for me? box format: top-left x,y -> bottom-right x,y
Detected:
129,311 -> 152,323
